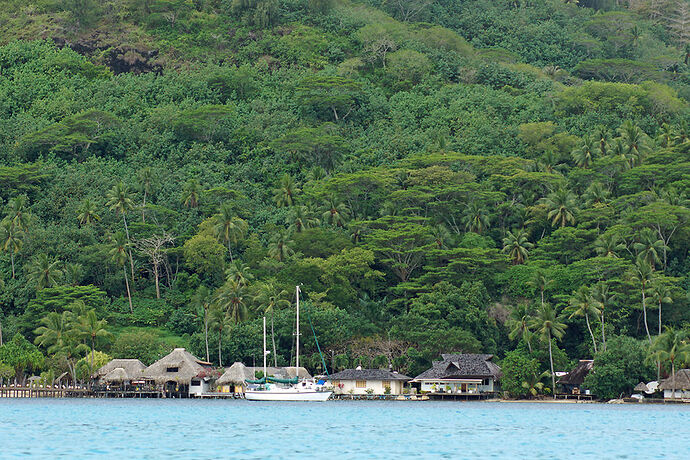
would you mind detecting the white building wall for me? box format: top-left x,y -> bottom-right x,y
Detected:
334,379 -> 405,395
189,379 -> 210,396
663,389 -> 690,399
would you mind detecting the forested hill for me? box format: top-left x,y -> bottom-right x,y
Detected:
1,0 -> 690,396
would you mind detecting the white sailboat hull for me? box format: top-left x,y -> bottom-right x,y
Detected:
245,389 -> 332,401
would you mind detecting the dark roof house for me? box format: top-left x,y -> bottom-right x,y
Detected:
557,360 -> 594,388
658,369 -> 690,391
413,354 -> 502,381
328,368 -> 411,381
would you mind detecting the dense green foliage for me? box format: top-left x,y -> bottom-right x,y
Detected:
1,0 -> 690,392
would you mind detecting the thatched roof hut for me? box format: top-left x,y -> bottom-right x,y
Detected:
633,382 -> 649,393
658,369 -> 690,390
94,359 -> 146,380
142,348 -> 214,384
103,368 -> 129,383
217,362 -> 312,385
557,360 -> 593,386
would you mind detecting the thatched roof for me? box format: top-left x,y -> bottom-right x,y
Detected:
95,359 -> 146,380
142,348 -> 214,384
103,368 -> 129,383
658,369 -> 690,390
633,382 -> 649,392
217,362 -> 312,385
558,360 -> 593,386
414,354 -> 502,380
329,368 -> 411,381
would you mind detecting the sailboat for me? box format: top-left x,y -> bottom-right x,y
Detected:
244,286 -> 332,401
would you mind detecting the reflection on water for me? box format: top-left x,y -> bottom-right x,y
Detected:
0,400 -> 688,458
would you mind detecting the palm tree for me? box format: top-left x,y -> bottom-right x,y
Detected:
208,304 -> 230,367
631,257 -> 654,344
594,232 -> 625,258
254,281 -> 290,367
182,179 -> 202,208
214,204 -> 249,263
571,135 -> 596,168
287,205 -> 319,233
583,182 -> 610,206
633,228 -> 666,269
191,285 -> 212,362
430,224 -> 451,249
522,370 -> 551,398
502,228 -> 533,265
618,120 -> 650,168
0,218 -> 23,279
34,311 -> 85,384
464,201 -> 490,234
530,303 -> 567,399
609,138 -> 632,170
528,270 -> 553,309
268,228 -> 295,262
648,327 -> 690,399
591,283 -> 615,352
321,195 -> 350,227
106,181 -> 135,281
77,199 -> 100,226
225,261 -> 254,287
647,282 -> 672,337
541,188 -> 577,228
63,262 -> 83,286
73,309 -> 111,377
593,125 -> 609,157
0,277 -> 4,345
656,123 -> 675,148
566,286 -> 601,354
507,303 -> 534,353
273,174 -> 300,207
26,254 -> 63,290
214,279 -> 249,326
5,195 -> 32,231
137,166 -> 155,223
108,231 -> 133,313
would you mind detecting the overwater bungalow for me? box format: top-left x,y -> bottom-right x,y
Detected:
142,348 -> 218,398
658,369 -> 690,399
412,353 -> 501,397
557,360 -> 593,395
216,362 -> 311,394
94,359 -> 146,384
328,367 -> 411,396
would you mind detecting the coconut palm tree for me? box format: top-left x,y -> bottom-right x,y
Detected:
268,228 -> 295,262
26,254 -> 63,290
273,174 -> 300,207
593,125 -> 609,157
287,205 -> 319,233
63,262 -> 83,286
507,303 -> 534,353
321,195 -> 350,227
34,311 -> 86,384
618,120 -> 650,168
609,138 -> 632,170
77,199 -> 100,226
191,285 -> 212,362
109,231 -> 133,313
528,270 -> 553,309
631,257 -> 654,344
647,282 -> 672,337
541,188 -> 577,228
214,279 -> 249,326
591,282 -> 615,352
594,232 -> 625,258
182,179 -> 202,208
225,261 -> 254,287
522,370 -> 551,398
214,204 -> 248,263
5,195 -> 32,231
571,135 -> 596,168
136,166 -> 155,223
530,304 -> 567,399
106,181 -> 135,281
583,182 -> 610,206
463,201 -> 490,234
502,228 -> 533,265
648,327 -> 690,399
430,224 -> 451,249
656,123 -> 675,148
566,286 -> 601,354
633,227 -> 667,269
0,218 -> 23,279
208,303 -> 230,367
73,309 -> 111,377
254,281 -> 290,367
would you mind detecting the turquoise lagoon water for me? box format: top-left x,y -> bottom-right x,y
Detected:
0,399 -> 688,459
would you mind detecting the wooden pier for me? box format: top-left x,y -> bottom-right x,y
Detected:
0,386 -> 92,398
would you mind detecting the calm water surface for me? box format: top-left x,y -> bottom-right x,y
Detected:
0,399 -> 688,459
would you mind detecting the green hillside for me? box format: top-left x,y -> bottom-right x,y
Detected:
1,0 -> 690,397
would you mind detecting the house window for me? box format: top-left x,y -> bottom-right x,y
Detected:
191,380 -> 200,387
166,367 -> 178,373
356,380 -> 366,388
382,381 -> 391,389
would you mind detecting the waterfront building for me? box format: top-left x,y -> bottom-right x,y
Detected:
94,359 -> 146,385
328,367 -> 411,396
142,348 -> 218,397
412,354 -> 501,396
658,369 -> 690,399
557,359 -> 594,395
216,361 -> 311,394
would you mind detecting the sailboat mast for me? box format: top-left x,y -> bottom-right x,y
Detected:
295,285 -> 300,373
263,316 -> 267,380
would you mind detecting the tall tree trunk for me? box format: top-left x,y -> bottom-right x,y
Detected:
204,307 -> 210,363
90,337 -> 95,381
123,265 -> 133,313
0,317 -> 3,346
122,214 -> 135,283
657,300 -> 663,381
671,360 -> 676,400
548,334 -> 556,400
218,332 -> 223,367
641,282 -> 651,344
271,312 -> 278,367
228,242 -> 234,264
585,313 -> 597,354
153,261 -> 160,299
10,252 -> 15,279
142,191 -> 147,224
601,310 -> 606,352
